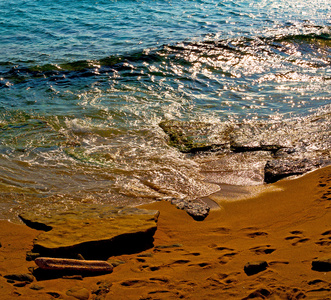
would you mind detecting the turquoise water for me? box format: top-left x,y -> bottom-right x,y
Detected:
0,0 -> 330,219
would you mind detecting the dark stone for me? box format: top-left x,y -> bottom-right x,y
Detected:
4,273 -> 34,282
244,261 -> 268,276
170,198 -> 210,221
264,158 -> 329,183
312,257 -> 331,272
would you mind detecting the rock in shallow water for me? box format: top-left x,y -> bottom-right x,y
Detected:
159,113 -> 331,186
19,204 -> 159,259
264,158 -> 329,183
159,119 -> 232,153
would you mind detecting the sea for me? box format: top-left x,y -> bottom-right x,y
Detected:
0,0 -> 330,220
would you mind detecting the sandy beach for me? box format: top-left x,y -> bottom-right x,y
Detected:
0,166 -> 330,299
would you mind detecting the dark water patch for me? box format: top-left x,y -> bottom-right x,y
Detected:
1,29 -> 330,86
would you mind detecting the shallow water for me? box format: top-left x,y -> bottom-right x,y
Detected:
0,0 -> 330,220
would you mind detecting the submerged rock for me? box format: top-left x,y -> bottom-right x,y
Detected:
19,204 -> 159,259
160,113 -> 331,186
199,151 -> 272,186
159,119 -> 232,153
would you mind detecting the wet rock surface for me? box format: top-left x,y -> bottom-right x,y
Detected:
160,114 -> 330,184
19,204 -> 159,259
159,120 -> 232,153
159,113 -> 330,217
264,158 -> 329,183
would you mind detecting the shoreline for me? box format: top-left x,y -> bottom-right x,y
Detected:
0,166 -> 330,299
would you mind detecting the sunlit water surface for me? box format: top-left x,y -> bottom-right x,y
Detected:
0,0 -> 330,220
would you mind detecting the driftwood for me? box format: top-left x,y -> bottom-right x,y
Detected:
35,257 -> 113,273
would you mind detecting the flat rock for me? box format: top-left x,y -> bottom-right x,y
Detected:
312,257 -> 331,272
160,114 -> 330,186
19,204 -> 159,259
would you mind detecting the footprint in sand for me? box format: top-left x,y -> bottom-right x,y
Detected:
209,245 -> 238,264
315,229 -> 331,246
306,278 -> 331,298
153,244 -> 183,253
218,252 -> 238,265
144,259 -> 191,272
285,231 -> 310,246
183,252 -> 201,257
212,227 -> 231,234
240,227 -> 269,238
188,262 -> 212,269
249,245 -> 276,255
206,272 -> 239,289
120,279 -> 147,287
317,175 -> 331,201
246,231 -> 268,238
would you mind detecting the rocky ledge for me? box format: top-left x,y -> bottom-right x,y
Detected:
160,113 -> 330,184
19,204 -> 159,260
159,113 -> 330,218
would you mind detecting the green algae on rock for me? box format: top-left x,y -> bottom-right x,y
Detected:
159,119 -> 232,153
19,204 -> 159,259
159,114 -> 330,184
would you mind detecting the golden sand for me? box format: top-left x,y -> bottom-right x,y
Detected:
0,166 -> 330,299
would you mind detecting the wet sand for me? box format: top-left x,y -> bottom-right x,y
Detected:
0,166 -> 330,299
